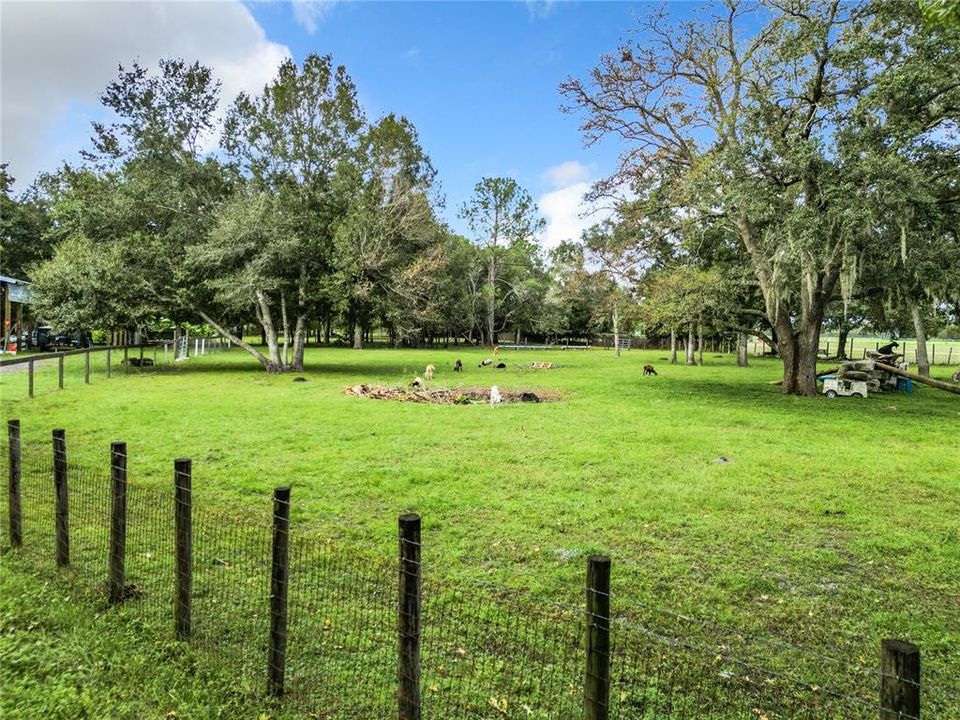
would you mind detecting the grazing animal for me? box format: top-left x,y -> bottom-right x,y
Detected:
489,385 -> 502,405
495,362 -> 506,369
454,359 -> 463,372
410,377 -> 423,389
425,364 -> 435,380
877,341 -> 899,356
643,364 -> 657,376
479,358 -> 493,367
952,368 -> 960,383
125,357 -> 154,367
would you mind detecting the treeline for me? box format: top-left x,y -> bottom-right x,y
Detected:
0,56 -> 623,372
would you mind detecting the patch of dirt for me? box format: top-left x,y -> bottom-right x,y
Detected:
345,384 -> 562,404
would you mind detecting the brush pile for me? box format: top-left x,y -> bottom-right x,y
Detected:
835,353 -> 901,393
346,384 -> 560,404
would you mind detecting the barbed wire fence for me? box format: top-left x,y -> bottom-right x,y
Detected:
2,420 -> 956,719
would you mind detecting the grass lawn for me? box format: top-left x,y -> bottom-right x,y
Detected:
1,346 -> 958,718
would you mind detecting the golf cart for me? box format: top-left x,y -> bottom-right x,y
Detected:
822,377 -> 868,399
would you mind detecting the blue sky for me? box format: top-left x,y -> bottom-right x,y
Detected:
2,1 -> 704,247
248,0 -> 645,241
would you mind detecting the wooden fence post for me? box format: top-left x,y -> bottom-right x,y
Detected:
7,420 -> 22,547
107,348 -> 112,378
267,486 -> 291,697
585,555 -> 611,720
153,345 -> 157,366
108,442 -> 128,605
123,345 -> 128,374
398,513 -> 422,720
28,358 -> 34,397
880,639 -> 920,719
164,343 -> 168,364
58,354 -> 64,389
84,349 -> 90,384
53,429 -> 69,566
174,458 -> 192,640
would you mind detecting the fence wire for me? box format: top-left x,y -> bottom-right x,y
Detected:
0,433 -> 955,719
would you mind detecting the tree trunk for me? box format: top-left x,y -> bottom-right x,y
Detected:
197,311 -> 278,372
875,361 -> 960,395
910,302 -> 930,377
736,331 -> 749,367
697,323 -> 703,366
353,323 -> 363,350
776,312 -> 822,397
255,289 -> 282,368
173,323 -> 182,360
324,315 -> 331,345
280,290 -> 290,370
291,314 -> 307,372
613,305 -> 621,359
670,328 -> 677,365
685,325 -> 696,365
836,325 -> 850,360
487,253 -> 497,347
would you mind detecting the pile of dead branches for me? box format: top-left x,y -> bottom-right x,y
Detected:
345,384 -> 561,404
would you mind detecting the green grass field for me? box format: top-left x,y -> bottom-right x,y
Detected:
1,346 -> 958,718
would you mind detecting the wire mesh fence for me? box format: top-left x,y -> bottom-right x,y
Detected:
1,425 -> 956,719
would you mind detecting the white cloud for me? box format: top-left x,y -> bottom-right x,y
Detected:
537,161 -> 611,250
525,0 -> 557,20
291,0 -> 337,34
403,46 -> 420,60
542,160 -> 589,188
1,1 -> 291,187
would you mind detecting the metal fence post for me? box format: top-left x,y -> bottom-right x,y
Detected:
268,486 -> 291,696
7,420 -> 22,547
585,555 -> 611,720
53,429 -> 69,566
174,458 -> 192,640
880,639 -> 920,719
398,513 -> 422,720
108,442 -> 128,605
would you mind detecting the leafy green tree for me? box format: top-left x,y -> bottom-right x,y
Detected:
562,0 -> 960,394
219,54 -> 365,369
30,60 -> 228,342
581,219 -> 649,358
459,177 -> 545,346
331,114 -> 440,349
0,165 -> 53,280
920,0 -> 960,25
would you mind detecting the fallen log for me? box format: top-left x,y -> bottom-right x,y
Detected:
873,362 -> 960,396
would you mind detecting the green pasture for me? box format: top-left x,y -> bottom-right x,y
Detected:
1,346 -> 958,718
